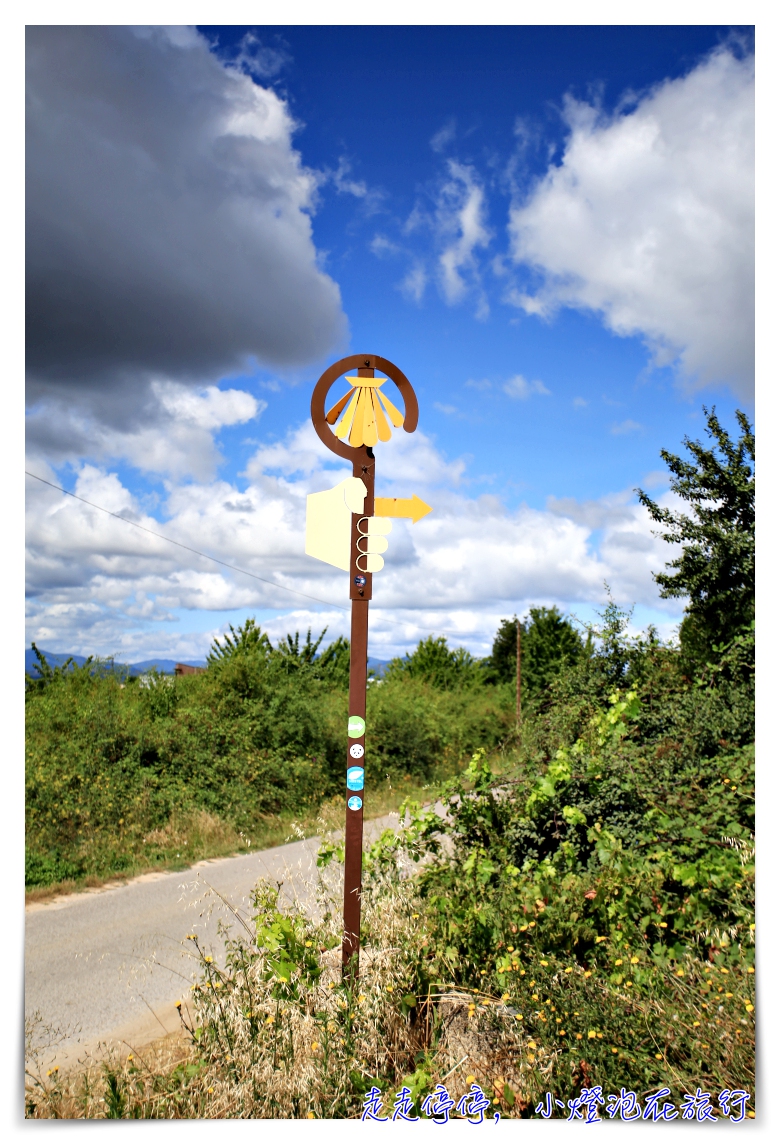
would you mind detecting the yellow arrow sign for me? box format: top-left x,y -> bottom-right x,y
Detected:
374,494 -> 432,523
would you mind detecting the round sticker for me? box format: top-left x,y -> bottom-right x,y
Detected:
346,767 -> 364,790
354,574 -> 367,587
349,743 -> 365,759
347,796 -> 363,811
347,715 -> 366,738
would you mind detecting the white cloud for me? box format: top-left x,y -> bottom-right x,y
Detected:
503,375 -> 551,400
370,235 -> 401,258
436,161 -> 492,308
400,263 -> 428,303
508,46 -> 754,399
611,419 -> 643,436
329,157 -> 385,213
26,426 -> 682,662
228,29 -> 291,80
154,383 -> 259,432
27,382 -> 263,482
431,119 -> 456,153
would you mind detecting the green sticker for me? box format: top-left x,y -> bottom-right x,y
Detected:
348,715 -> 366,738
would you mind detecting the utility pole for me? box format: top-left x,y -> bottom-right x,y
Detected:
308,355 -> 428,978
516,618 -> 522,728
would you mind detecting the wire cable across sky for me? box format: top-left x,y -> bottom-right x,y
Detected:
27,470 -> 483,645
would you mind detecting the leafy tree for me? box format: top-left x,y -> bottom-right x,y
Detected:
384,635 -> 482,690
276,628 -> 327,669
637,408 -> 754,664
207,617 -> 272,664
208,619 -> 351,688
25,643 -> 79,691
312,635 -> 351,689
484,606 -> 585,694
587,590 -> 633,687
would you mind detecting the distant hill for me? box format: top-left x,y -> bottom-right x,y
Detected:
25,648 -> 205,678
26,647 -> 387,679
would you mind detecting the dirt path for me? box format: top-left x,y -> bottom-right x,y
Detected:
25,816 -> 398,1074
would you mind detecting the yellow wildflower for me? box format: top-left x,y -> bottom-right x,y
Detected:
588,1030 -> 597,1039
630,956 -> 639,964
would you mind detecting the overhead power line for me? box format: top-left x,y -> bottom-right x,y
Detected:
25,470 -> 349,613
25,470 -> 493,644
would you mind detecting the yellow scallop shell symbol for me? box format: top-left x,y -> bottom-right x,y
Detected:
325,377 -> 405,448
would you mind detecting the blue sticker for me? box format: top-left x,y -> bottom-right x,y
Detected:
347,796 -> 363,811
354,575 -> 367,587
347,767 -> 365,791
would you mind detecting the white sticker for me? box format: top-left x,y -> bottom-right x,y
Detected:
349,743 -> 365,759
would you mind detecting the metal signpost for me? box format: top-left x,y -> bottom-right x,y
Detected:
306,354 -> 431,976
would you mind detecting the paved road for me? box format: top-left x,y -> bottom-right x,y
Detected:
25,817 -> 398,1072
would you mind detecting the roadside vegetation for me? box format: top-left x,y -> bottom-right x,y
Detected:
25,409 -> 754,1118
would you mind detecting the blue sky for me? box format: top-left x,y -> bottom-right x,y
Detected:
25,25 -> 754,663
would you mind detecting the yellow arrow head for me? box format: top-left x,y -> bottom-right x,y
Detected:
409,494 -> 432,523
374,495 -> 432,523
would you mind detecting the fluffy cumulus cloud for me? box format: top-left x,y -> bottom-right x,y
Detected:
26,426 -> 682,662
26,25 -> 346,426
27,382 -> 264,482
508,46 -> 754,399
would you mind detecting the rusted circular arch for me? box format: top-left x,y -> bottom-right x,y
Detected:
310,354 -> 419,461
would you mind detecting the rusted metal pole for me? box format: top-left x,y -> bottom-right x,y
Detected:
516,618 -> 522,728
